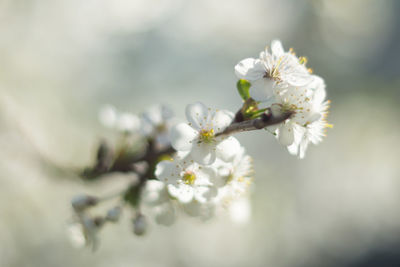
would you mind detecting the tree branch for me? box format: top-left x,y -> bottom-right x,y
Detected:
217,108 -> 292,137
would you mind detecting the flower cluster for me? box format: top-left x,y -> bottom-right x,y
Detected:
69,39 -> 331,250
99,104 -> 175,148
146,102 -> 253,223
235,39 -> 332,158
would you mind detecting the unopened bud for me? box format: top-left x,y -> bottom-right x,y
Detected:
133,214 -> 147,236
269,104 -> 282,118
105,206 -> 122,223
71,195 -> 98,212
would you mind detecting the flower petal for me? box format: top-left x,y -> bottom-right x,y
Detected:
154,161 -> 178,184
194,186 -> 217,203
250,78 -> 275,102
170,123 -> 197,151
278,123 -> 295,146
191,143 -> 216,165
271,40 -> 285,57
216,136 -> 241,162
168,184 -> 194,203
285,72 -> 313,87
185,102 -> 209,130
211,110 -> 234,133
234,58 -> 265,81
98,105 -> 117,128
195,166 -> 216,186
117,113 -> 140,132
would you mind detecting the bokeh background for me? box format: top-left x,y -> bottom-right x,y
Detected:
1,0 -> 400,266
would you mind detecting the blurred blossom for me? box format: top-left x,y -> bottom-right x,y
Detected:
98,105 -> 118,129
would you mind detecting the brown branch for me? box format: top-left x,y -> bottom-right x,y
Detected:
217,108 -> 293,137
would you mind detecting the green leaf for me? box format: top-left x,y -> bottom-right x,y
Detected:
236,79 -> 251,100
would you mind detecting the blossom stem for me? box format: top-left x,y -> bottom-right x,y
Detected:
217,108 -> 292,137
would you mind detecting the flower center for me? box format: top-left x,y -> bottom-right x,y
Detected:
199,129 -> 215,143
265,57 -> 284,81
281,102 -> 299,113
182,171 -> 196,185
156,123 -> 167,133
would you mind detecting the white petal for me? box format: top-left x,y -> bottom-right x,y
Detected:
299,136 -> 310,159
194,166 -> 215,186
311,76 -> 327,105
154,161 -> 178,184
143,105 -> 163,126
161,105 -> 174,121
117,113 -> 140,132
287,142 -> 299,156
286,72 -> 313,87
278,123 -> 295,146
140,118 -> 154,136
194,186 -> 217,203
185,102 -> 209,130
182,200 -> 202,217
170,123 -> 197,151
98,105 -> 117,128
271,40 -> 285,57
211,110 -> 234,133
251,78 -> 275,102
234,58 -> 265,81
168,184 -> 194,203
216,136 -> 241,162
191,143 -> 216,165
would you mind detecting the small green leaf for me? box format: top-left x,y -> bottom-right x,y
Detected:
236,79 -> 251,100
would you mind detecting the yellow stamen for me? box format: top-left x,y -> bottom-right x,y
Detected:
199,129 -> 215,143
183,172 -> 196,185
299,56 -> 308,65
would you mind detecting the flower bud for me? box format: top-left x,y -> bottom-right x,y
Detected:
133,214 -> 147,236
105,206 -> 122,223
71,195 -> 98,212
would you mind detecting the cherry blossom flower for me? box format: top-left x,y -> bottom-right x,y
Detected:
169,102 -> 238,165
235,40 -> 313,102
155,154 -> 219,204
142,180 -> 177,226
141,104 -> 175,147
271,75 -> 332,156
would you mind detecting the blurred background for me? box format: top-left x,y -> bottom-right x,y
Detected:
1,0 -> 400,266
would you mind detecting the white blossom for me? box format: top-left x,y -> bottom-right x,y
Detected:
287,99 -> 332,159
155,155 -> 219,204
116,112 -> 141,133
98,104 -> 141,133
142,180 -> 177,226
271,75 -> 332,157
235,40 -> 313,102
213,147 -> 253,199
141,104 -> 175,147
98,104 -> 118,128
182,199 -> 216,221
169,102 -> 238,165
